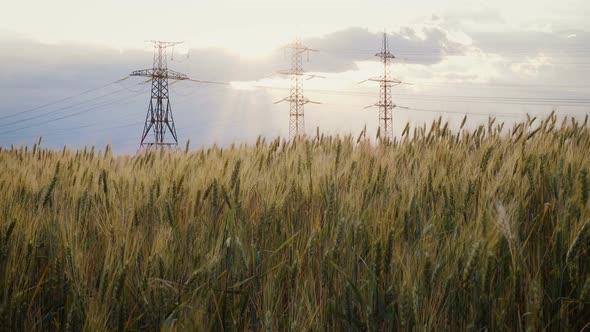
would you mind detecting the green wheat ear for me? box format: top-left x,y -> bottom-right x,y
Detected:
581,169 -> 589,204
383,230 -> 393,278
185,139 -> 190,153
100,169 -> 108,195
42,162 -> 60,207
462,242 -> 481,289
480,146 -> 494,173
373,240 -> 382,281
566,222 -> 589,263
579,276 -> 590,310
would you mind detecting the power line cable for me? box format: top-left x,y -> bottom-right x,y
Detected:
0,90 -> 146,136
0,77 -> 130,121
0,81 -> 149,128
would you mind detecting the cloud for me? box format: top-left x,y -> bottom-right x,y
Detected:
439,23 -> 590,61
0,26 -> 462,86
442,8 -> 505,26
303,27 -> 465,69
174,26 -> 463,82
510,53 -> 552,76
0,24 -> 588,152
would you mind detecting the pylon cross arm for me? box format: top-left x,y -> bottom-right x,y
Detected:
130,69 -> 189,81
295,48 -> 318,55
130,69 -> 155,78
278,70 -> 306,76
368,77 -> 401,83
165,70 -> 190,80
375,52 -> 396,59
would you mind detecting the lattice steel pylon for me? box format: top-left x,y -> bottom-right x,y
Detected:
275,38 -> 320,139
362,32 -> 405,140
130,41 -> 189,147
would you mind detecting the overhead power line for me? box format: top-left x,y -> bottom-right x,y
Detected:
0,77 -> 129,121
3,35 -> 590,144
0,90 -> 146,136
0,81 -> 149,128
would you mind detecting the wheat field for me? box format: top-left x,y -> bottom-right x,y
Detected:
0,113 -> 589,331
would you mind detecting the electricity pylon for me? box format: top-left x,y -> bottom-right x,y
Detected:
275,38 -> 320,139
130,41 -> 189,147
362,32 -> 407,140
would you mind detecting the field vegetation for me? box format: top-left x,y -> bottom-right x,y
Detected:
0,113 -> 589,331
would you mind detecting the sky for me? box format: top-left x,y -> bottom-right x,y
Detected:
1,0 -> 589,152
